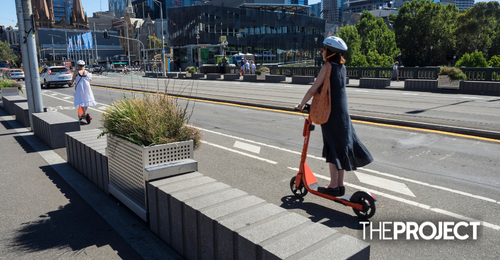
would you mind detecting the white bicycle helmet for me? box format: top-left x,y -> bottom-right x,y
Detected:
323,36 -> 348,54
77,60 -> 85,66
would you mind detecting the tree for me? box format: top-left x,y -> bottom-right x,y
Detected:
455,51 -> 488,67
145,36 -> 163,49
336,25 -> 364,66
356,11 -> 399,59
0,40 -> 18,66
336,12 -> 398,67
390,0 -> 458,66
454,2 -> 500,58
488,55 -> 500,67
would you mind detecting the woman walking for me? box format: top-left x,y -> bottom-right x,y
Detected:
295,36 -> 373,196
71,60 -> 97,121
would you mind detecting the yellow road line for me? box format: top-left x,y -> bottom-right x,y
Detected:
91,84 -> 500,143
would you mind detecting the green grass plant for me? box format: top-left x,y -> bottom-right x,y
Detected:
0,79 -> 23,93
439,67 -> 467,81
99,93 -> 201,149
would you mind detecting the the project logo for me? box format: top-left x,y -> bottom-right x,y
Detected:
360,221 -> 480,240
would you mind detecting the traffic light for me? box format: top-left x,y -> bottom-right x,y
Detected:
0,26 -> 3,34
104,31 -> 110,39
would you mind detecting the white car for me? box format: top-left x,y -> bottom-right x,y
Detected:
7,69 -> 25,81
39,66 -> 72,88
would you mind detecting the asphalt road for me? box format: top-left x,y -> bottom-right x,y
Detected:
11,74 -> 500,259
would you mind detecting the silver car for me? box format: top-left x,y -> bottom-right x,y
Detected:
39,66 -> 72,88
7,69 -> 25,81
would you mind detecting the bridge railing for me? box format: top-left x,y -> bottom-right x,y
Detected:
269,66 -> 500,81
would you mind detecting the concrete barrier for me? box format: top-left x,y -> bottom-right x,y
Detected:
1,87 -> 20,96
32,111 -> 80,149
265,75 -> 286,83
206,73 -> 222,80
224,74 -> 240,81
359,78 -> 391,88
14,102 -> 31,127
166,72 -> 178,78
147,172 -> 370,260
2,95 -> 27,115
243,74 -> 257,82
291,75 -> 315,85
404,79 -> 438,91
65,129 -> 109,194
460,81 -> 500,95
191,73 -> 205,80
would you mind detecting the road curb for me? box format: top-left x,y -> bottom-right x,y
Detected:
92,84 -> 500,141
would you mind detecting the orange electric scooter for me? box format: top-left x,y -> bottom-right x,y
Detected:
78,106 -> 92,124
290,104 -> 376,219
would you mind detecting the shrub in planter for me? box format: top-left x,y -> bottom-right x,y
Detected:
439,67 -> 467,81
0,79 -> 23,93
260,67 -> 270,73
100,94 -> 201,149
185,66 -> 196,74
255,70 -> 261,76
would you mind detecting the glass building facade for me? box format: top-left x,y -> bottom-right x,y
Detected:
168,5 -> 324,65
53,0 -> 73,23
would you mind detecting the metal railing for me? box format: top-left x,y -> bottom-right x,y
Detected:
269,66 -> 500,81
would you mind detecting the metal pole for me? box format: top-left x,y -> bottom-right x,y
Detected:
126,20 -> 131,66
160,3 -> 166,76
52,36 -> 55,61
94,24 -> 98,63
17,0 -> 44,125
15,0 -> 35,129
65,31 -> 69,62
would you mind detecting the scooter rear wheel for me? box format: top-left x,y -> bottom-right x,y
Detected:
85,114 -> 92,124
290,176 -> 308,198
352,193 -> 376,219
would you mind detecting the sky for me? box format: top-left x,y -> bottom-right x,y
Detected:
1,0 -> 497,28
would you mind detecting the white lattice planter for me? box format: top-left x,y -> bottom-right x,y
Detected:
107,134 -> 194,221
1,87 -> 20,96
437,75 -> 460,89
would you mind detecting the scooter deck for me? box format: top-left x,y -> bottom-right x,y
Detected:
308,182 -> 352,201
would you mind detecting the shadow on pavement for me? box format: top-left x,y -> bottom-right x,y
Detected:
406,100 -> 472,114
9,165 -> 144,260
280,195 -> 364,230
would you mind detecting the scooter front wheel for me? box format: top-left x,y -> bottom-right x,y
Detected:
352,192 -> 376,219
290,176 -> 308,198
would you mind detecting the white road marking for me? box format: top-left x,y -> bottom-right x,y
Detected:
195,127 -> 324,161
42,93 -> 106,113
358,167 -> 498,204
233,141 -> 261,154
354,171 -> 416,197
197,127 -> 498,204
287,167 -> 500,231
201,141 -> 276,164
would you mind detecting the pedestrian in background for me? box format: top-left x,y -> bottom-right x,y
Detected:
71,60 -> 96,120
393,61 -> 399,82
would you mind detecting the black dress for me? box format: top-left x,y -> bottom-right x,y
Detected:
320,63 -> 373,171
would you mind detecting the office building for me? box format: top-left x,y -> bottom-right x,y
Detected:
53,0 -> 73,23
309,2 -> 322,18
168,4 -> 324,68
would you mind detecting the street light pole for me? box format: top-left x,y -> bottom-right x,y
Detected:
153,0 -> 165,76
51,35 -> 55,61
196,30 -> 200,69
430,46 -> 433,66
314,37 -> 318,66
399,52 -> 401,65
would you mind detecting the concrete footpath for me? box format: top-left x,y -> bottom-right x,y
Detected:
0,108 -> 183,259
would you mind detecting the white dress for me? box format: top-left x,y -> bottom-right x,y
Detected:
73,71 -> 97,107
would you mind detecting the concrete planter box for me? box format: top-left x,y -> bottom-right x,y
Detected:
107,135 -> 194,221
206,73 -> 221,80
359,78 -> 391,88
191,73 -> 205,80
166,72 -> 178,78
1,87 -> 20,96
256,73 -> 266,80
404,79 -> 438,91
437,75 -> 460,89
243,74 -> 257,82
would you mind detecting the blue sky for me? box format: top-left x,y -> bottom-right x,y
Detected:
0,0 -> 497,28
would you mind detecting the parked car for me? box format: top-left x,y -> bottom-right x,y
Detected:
39,66 -> 72,88
7,69 -> 25,81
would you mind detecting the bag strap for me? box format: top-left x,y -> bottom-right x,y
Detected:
318,63 -> 332,94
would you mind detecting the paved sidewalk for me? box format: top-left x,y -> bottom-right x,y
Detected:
0,106 -> 183,259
